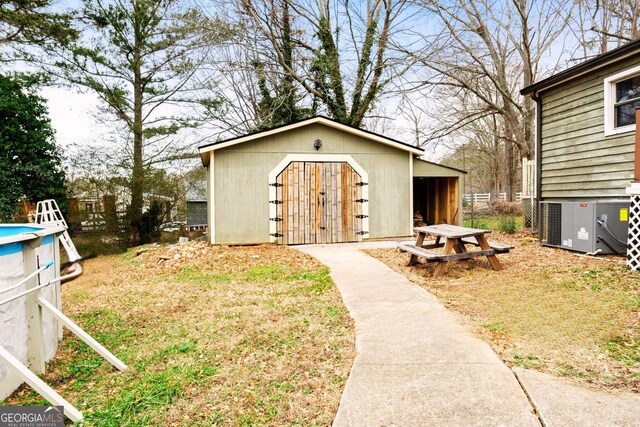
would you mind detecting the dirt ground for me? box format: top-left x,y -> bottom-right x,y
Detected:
366,230 -> 640,392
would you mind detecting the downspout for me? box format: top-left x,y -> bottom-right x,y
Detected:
530,90 -> 543,240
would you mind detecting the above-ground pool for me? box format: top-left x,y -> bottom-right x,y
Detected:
0,224 -> 65,399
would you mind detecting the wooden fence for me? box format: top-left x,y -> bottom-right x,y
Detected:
68,211 -> 127,234
463,192 -> 524,203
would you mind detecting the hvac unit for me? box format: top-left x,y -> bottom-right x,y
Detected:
539,200 -> 629,254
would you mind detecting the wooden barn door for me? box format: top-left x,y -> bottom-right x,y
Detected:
276,162 -> 363,244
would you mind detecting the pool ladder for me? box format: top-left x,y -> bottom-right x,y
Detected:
35,199 -> 81,263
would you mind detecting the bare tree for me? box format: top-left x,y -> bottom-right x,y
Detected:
573,0 -> 640,56
232,0 -> 414,128
195,24 -> 308,136
400,0 -> 570,199
408,0 -> 570,158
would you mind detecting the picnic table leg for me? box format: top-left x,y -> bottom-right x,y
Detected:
433,238 -> 456,277
409,232 -> 427,266
475,234 -> 503,271
454,240 -> 468,254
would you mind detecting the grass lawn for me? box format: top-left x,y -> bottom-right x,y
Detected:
2,242 -> 354,425
367,230 -> 640,392
463,215 -> 524,232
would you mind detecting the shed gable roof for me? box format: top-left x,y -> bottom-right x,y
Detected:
413,158 -> 466,176
198,116 -> 424,163
521,38 -> 640,95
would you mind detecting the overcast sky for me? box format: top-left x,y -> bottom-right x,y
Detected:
40,83 -> 436,161
40,86 -> 102,148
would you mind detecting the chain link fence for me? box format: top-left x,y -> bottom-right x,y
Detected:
522,197 -> 537,231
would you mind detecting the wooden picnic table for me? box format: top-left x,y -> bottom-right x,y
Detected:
398,224 -> 513,277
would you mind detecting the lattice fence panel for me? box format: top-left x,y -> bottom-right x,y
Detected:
628,195 -> 640,271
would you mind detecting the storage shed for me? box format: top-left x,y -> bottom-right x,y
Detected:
198,116 -> 465,245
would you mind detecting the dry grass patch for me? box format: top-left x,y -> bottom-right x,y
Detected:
3,242 -> 354,426
366,231 -> 640,392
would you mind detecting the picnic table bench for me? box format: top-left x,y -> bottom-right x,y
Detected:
398,224 -> 514,277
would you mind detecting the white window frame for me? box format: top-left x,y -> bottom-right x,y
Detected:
604,64 -> 640,136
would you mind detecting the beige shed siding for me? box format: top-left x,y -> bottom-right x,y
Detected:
213,123 -> 411,244
540,55 -> 640,199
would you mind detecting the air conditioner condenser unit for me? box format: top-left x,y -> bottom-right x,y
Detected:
540,200 -> 629,254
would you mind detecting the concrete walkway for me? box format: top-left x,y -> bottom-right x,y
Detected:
298,242 -> 640,426
514,368 -> 640,427
297,242 -> 540,426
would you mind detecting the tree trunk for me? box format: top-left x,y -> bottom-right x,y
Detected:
517,0 -> 535,160
130,7 -> 144,242
281,0 -> 297,122
507,142 -> 514,201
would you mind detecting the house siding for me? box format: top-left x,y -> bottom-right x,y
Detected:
540,54 -> 640,199
212,123 -> 411,244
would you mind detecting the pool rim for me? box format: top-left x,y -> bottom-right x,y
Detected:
0,224 -> 66,247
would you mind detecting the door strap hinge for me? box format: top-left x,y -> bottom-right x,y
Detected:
355,215 -> 368,218
269,183 -> 283,187
269,200 -> 283,204
355,199 -> 368,203
270,233 -> 283,237
356,182 -> 368,186
356,231 -> 369,235
269,217 -> 283,222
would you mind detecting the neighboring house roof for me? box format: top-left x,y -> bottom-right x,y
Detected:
186,181 -> 207,202
521,38 -> 640,95
198,116 -> 424,164
145,193 -> 172,201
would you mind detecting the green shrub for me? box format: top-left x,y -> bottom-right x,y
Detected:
136,202 -> 163,244
498,216 -> 517,234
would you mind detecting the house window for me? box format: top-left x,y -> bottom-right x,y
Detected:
614,75 -> 640,127
604,64 -> 640,136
